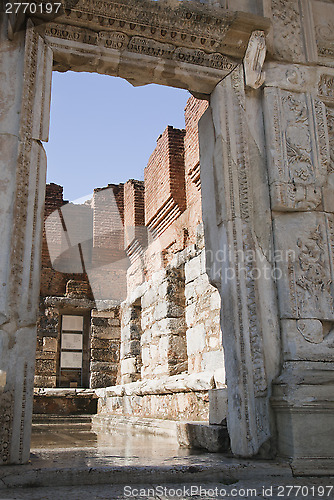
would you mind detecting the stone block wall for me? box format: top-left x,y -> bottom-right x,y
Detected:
120,301 -> 143,383
185,249 -> 224,376
35,302 -> 59,388
140,267 -> 187,379
90,308 -> 121,388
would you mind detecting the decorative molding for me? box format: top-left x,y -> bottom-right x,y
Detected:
244,30 -> 266,89
0,391 -> 14,465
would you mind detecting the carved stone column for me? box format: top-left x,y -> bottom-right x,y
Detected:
262,0 -> 334,476
0,18 -> 52,464
199,65 -> 281,457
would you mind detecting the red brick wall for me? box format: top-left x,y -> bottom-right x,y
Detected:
124,179 -> 145,229
92,184 -> 125,265
90,184 -> 127,301
40,183 -> 93,299
124,179 -> 145,252
184,96 -> 208,209
144,126 -> 186,232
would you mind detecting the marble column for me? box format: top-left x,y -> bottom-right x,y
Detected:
0,18 -> 52,464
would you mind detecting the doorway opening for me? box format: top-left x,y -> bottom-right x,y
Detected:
32,68 -> 226,461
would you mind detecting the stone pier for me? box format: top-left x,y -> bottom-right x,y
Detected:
0,18 -> 52,463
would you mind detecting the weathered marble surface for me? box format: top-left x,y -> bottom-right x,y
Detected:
200,65 -> 281,457
0,18 -> 51,464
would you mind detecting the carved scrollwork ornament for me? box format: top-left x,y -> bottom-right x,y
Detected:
243,30 -> 266,89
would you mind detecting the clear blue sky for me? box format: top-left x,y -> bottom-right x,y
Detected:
45,71 -> 190,202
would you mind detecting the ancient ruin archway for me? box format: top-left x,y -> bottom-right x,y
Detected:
1,0 -> 333,474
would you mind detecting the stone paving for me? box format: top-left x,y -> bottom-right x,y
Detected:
0,426 -> 332,499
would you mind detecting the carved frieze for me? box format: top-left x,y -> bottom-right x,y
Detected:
34,0 -> 270,60
274,212 -> 334,320
45,23 -> 238,72
264,88 -> 330,211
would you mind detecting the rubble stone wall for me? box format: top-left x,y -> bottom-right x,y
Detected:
90,308 -> 121,389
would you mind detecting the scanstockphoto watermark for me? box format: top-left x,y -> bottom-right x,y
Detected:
205,248 -> 296,282
123,485 -> 259,498
123,484 -> 334,498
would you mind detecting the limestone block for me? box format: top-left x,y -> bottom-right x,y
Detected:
177,421 -> 229,452
210,290 -> 221,310
273,212 -> 334,320
34,376 -> 56,388
153,301 -> 184,321
140,328 -> 152,346
42,337 -> 57,352
92,326 -> 121,340
186,325 -> 206,356
281,319 -> 334,362
90,372 -> 116,389
208,336 -> 220,349
185,254 -> 202,283
35,359 -> 57,375
209,388 -> 228,425
185,302 -> 197,327
127,282 -> 146,306
194,275 -> 211,297
213,368 -> 226,388
141,346 -> 151,366
202,350 -> 225,372
158,335 -> 169,359
157,317 -> 186,335
92,310 -> 115,318
90,361 -> 118,373
168,335 -> 187,361
141,306 -> 153,330
35,351 -> 56,361
91,348 -> 119,363
121,357 -> 138,375
185,281 -> 196,305
90,337 -> 111,350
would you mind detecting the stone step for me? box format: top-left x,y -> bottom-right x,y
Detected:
92,415 -> 230,453
32,414 -> 93,432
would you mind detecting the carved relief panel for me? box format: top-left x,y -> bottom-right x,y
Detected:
274,212 -> 334,320
264,88 -> 330,211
